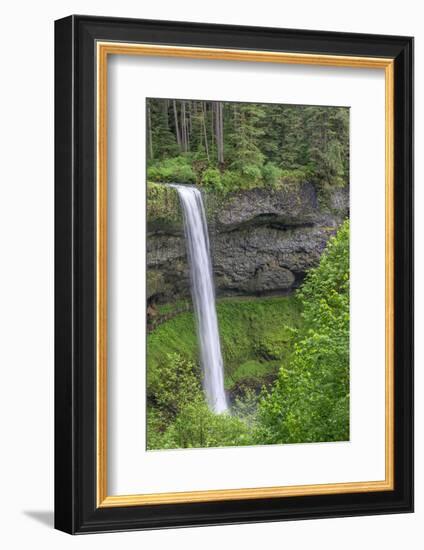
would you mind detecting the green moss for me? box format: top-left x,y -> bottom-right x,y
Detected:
147,295 -> 303,397
147,311 -> 198,396
225,360 -> 280,391
146,181 -> 180,227
217,296 -> 302,381
156,299 -> 191,316
147,270 -> 165,299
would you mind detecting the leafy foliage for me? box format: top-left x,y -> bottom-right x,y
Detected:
147,156 -> 196,184
147,353 -> 255,449
261,163 -> 282,186
201,167 -> 223,191
255,220 -> 350,444
149,396 -> 254,450
151,352 -> 202,419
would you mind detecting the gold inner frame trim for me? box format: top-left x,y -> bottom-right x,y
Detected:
96,41 -> 395,508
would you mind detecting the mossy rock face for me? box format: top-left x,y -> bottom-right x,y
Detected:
147,181 -> 182,233
147,270 -> 164,300
225,360 -> 281,399
146,296 -> 303,401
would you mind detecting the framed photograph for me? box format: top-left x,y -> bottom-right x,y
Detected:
54,15 -> 413,534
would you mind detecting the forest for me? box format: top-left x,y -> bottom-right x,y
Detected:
146,98 -> 350,450
147,99 -> 349,192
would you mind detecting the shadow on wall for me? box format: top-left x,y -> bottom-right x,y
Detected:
23,510 -> 54,529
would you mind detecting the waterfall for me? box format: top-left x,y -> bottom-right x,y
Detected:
170,184 -> 228,413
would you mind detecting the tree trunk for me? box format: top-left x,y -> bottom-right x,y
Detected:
202,102 -> 210,161
186,101 -> 191,151
173,100 -> 182,150
182,101 -> 187,152
220,102 -> 224,163
147,102 -> 153,160
216,101 -> 224,165
163,99 -> 169,129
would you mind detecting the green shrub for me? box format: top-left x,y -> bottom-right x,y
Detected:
155,399 -> 253,449
147,156 -> 196,184
240,163 -> 263,186
279,166 -> 314,183
261,163 -> 281,186
201,167 -> 223,191
149,383 -> 262,450
146,353 -> 254,450
147,314 -> 198,402
151,353 -> 203,419
220,170 -> 240,193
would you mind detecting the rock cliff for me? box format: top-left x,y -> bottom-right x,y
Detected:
147,182 -> 348,303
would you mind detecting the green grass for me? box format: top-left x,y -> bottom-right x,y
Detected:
147,295 -> 303,398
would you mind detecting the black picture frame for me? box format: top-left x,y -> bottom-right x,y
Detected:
55,14 -> 414,534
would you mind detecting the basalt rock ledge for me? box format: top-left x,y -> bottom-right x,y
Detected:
147,182 -> 348,303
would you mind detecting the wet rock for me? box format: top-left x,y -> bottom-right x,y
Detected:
147,184 -> 348,303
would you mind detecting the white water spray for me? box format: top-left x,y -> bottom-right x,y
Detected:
170,184 -> 228,413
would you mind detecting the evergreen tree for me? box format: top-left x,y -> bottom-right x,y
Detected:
148,99 -> 178,159
146,98 -> 349,190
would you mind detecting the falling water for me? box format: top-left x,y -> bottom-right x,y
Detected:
170,184 -> 228,413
